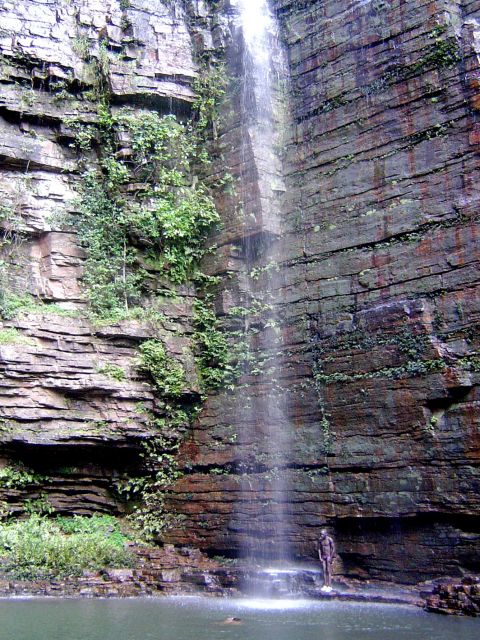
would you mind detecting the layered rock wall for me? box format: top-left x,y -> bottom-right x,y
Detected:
0,0 -> 202,515
1,0 -> 479,585
167,0 -> 480,583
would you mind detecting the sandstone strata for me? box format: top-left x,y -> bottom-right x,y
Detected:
425,576 -> 480,615
166,0 -> 480,584
0,0 -> 201,515
0,0 -> 479,588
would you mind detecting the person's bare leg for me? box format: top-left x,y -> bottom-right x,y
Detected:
322,560 -> 328,587
325,561 -> 331,587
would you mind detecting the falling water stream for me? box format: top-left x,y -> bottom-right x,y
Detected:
235,0 -> 292,561
0,3 -> 477,639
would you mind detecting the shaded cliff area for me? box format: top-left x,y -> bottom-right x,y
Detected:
0,0 -> 479,586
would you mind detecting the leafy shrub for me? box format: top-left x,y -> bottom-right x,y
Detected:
97,363 -> 126,381
0,328 -> 32,346
0,464 -> 47,489
74,107 -> 221,318
0,514 -> 132,580
138,340 -> 185,397
193,299 -> 232,390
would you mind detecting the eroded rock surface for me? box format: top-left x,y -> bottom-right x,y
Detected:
165,0 -> 480,584
0,0 -> 479,587
425,576 -> 480,616
0,0 -> 202,514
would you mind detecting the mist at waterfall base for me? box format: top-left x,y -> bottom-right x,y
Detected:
1,598 -> 478,640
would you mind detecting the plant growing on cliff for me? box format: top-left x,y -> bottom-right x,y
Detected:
192,62 -> 227,141
0,185 -> 30,313
138,340 -> 186,397
0,328 -> 34,345
320,415 -> 333,455
97,362 -> 126,381
73,106 -> 221,318
0,464 -> 48,489
192,299 -> 233,391
120,432 -> 186,541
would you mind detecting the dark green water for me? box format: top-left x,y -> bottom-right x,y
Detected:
0,597 -> 478,640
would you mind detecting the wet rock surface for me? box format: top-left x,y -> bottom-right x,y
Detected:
425,576 -> 480,616
0,0 -> 479,589
0,545 -> 235,598
164,0 -> 480,584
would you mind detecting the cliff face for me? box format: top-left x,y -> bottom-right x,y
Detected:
168,0 -> 480,583
1,0 -> 479,585
0,0 -> 204,515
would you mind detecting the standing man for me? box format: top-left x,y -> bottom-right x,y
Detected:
318,529 -> 336,591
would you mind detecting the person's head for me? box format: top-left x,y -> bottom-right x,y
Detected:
320,529 -> 328,538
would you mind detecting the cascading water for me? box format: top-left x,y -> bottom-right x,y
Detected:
233,0 -> 292,563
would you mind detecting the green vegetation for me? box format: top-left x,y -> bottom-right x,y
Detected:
459,354 -> 480,372
72,106 -> 221,319
23,495 -> 55,516
128,434 -> 185,540
311,27 -> 461,118
193,299 -> 232,391
314,357 -> 446,386
1,193 -> 27,315
114,430 -> 186,540
0,202 -> 21,245
0,47 -> 232,549
72,35 -> 91,60
0,514 -> 132,580
138,340 -> 186,397
320,415 -> 333,455
192,63 -> 227,141
0,291 -> 80,321
0,464 -> 47,489
0,292 -> 37,320
312,326 -> 444,388
97,363 -> 126,381
0,328 -> 33,345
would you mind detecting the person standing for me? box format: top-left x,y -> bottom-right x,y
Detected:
318,529 -> 336,591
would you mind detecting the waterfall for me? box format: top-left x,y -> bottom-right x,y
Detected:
234,0 -> 292,563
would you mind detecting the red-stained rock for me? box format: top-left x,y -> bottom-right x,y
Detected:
426,577 -> 480,616
0,0 -> 479,589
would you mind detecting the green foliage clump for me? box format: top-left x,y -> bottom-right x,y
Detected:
113,422 -> 188,540
0,292 -> 81,321
463,355 -> 480,371
0,514 -> 132,580
0,328 -> 32,346
193,299 -> 232,391
0,201 -> 22,248
0,292 -> 37,320
418,34 -> 461,71
23,495 -> 55,516
97,362 -> 126,381
77,168 -> 144,318
74,107 -> 221,318
138,340 -> 186,397
0,194 -> 28,313
192,63 -> 227,140
114,404 -> 197,541
0,464 -> 47,489
125,434 -> 185,541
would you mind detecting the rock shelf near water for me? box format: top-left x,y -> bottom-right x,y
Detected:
425,576 -> 480,617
